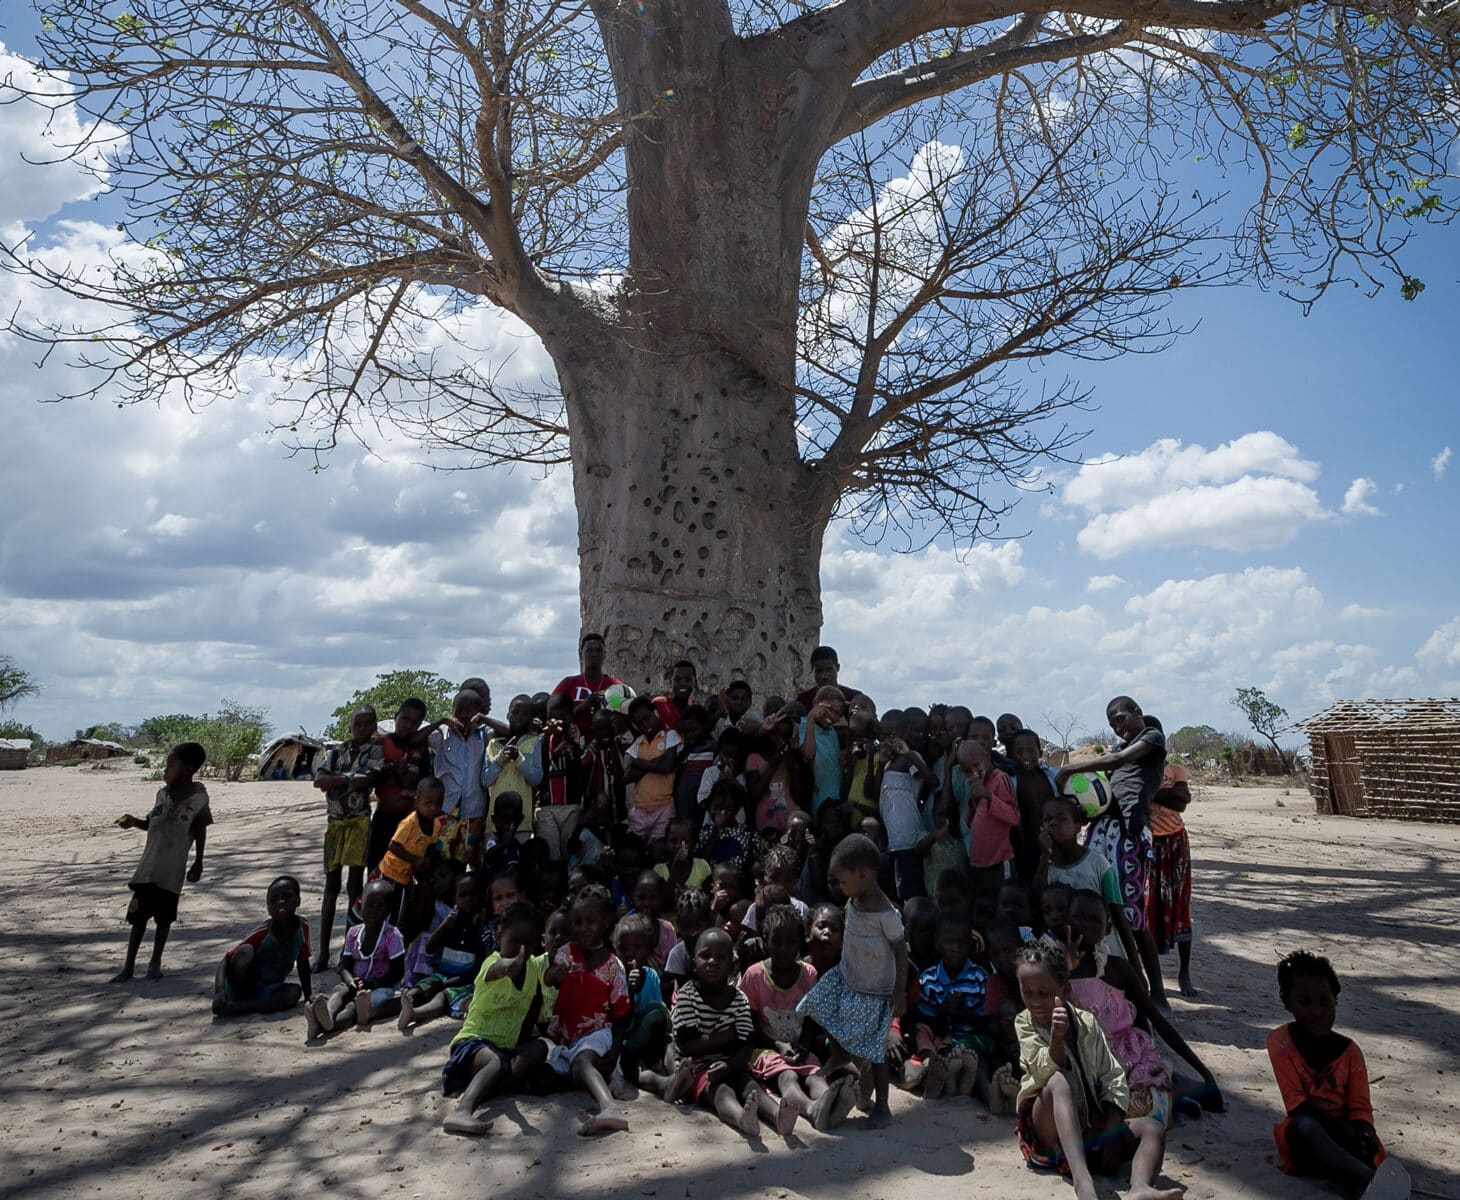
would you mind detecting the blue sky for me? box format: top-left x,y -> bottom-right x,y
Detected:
0,30 -> 1456,746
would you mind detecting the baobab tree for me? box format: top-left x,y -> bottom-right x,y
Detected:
7,0 -> 1456,692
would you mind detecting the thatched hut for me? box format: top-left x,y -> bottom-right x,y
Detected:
45,738 -> 130,764
0,739 -> 31,770
1292,698 -> 1460,822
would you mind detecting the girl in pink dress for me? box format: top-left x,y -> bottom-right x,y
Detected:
738,904 -> 855,1130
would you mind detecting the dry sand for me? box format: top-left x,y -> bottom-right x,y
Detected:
3,764 -> 1458,1200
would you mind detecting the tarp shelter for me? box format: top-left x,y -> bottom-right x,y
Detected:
45,738 -> 131,763
1291,698 -> 1460,823
257,734 -> 325,781
0,738 -> 31,770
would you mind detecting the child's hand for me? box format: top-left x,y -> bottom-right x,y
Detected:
115,814 -> 138,829
1049,1003 -> 1069,1052
1062,927 -> 1084,974
628,966 -> 644,990
1038,828 -> 1053,854
186,861 -> 203,883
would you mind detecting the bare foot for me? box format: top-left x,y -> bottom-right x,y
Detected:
311,993 -> 334,1034
1123,1187 -> 1182,1200
609,1068 -> 637,1101
109,966 -> 134,984
923,1051 -> 948,1099
775,1097 -> 799,1136
305,1001 -> 324,1042
397,990 -> 415,1033
1178,974 -> 1199,999
355,990 -> 374,1026
577,1106 -> 629,1136
957,1049 -> 980,1097
828,1075 -> 860,1127
989,1063 -> 1019,1115
442,1112 -> 495,1136
144,963 -> 164,981
737,1095 -> 761,1138
856,1067 -> 875,1113
942,1056 -> 963,1099
666,1060 -> 696,1103
865,1103 -> 892,1129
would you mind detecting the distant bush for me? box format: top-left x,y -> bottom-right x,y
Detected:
132,699 -> 270,781
133,755 -> 150,766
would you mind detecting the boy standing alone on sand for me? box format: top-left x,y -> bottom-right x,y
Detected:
111,742 -> 210,982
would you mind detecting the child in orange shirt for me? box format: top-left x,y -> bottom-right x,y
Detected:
1267,951 -> 1408,1198
379,778 -> 446,927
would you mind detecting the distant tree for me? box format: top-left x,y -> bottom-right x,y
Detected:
1040,710 -> 1082,753
1169,724 -> 1227,760
1233,687 -> 1290,771
135,713 -> 202,749
327,670 -> 457,740
0,655 -> 39,711
76,722 -> 130,744
132,701 -> 270,779
0,720 -> 45,752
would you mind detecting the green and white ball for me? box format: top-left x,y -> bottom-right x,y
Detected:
1062,771 -> 1110,820
603,683 -> 636,712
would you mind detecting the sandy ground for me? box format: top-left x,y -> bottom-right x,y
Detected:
3,764 -> 1458,1200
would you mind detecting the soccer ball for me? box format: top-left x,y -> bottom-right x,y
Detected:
603,683 -> 636,712
1062,771 -> 1110,820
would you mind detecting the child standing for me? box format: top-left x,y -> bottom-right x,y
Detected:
481,694 -> 544,834
370,698 -> 430,870
961,740 -> 1020,912
796,833 -> 908,1128
377,776 -> 446,926
1009,728 -> 1058,881
1036,795 -> 1141,967
625,696 -> 682,844
873,735 -> 932,903
306,879 -> 406,1040
428,690 -> 490,871
212,875 -> 311,1016
657,817 -> 712,892
542,885 -> 633,1135
1267,951 -> 1407,1198
441,902 -> 548,1135
112,741 -> 211,982
313,706 -> 385,969
1014,941 -> 1177,1200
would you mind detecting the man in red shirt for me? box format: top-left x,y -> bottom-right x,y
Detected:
552,632 -> 624,730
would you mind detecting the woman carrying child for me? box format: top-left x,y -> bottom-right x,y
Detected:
1013,941 -> 1179,1200
795,833 -> 908,1128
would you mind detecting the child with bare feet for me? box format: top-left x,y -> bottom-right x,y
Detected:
397,870 -> 491,1032
112,741 -> 210,983
915,912 -> 991,1101
440,902 -> 548,1136
1014,941 -> 1179,1200
738,904 -> 853,1131
796,834 -> 907,1128
306,879 -> 405,1041
541,885 -> 632,1135
641,928 -> 789,1138
213,876 -> 311,1017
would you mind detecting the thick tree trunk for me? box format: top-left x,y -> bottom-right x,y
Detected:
542,3 -> 838,700
561,342 -> 829,701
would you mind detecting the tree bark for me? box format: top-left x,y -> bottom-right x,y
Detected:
562,339 -> 830,701
545,7 -> 836,700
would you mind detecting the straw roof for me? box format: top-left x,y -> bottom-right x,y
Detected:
1289,698 -> 1460,733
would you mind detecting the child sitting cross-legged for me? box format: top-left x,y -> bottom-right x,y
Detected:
213,875 -> 312,1017
1267,951 -> 1408,1199
541,884 -> 633,1135
441,902 -> 548,1136
397,870 -> 493,1033
1014,940 -> 1178,1200
915,910 -> 993,1101
641,928 -> 791,1139
738,904 -> 856,1131
306,878 -> 406,1041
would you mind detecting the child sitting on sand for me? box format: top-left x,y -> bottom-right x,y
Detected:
915,911 -> 991,1100
613,912 -> 671,1082
441,902 -> 548,1136
306,879 -> 405,1040
1014,941 -> 1178,1200
112,741 -> 211,983
213,875 -> 312,1017
396,870 -> 492,1032
1267,951 -> 1408,1199
541,885 -> 632,1135
641,927 -> 792,1138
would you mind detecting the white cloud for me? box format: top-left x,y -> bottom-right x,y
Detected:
1339,603 -> 1388,620
1062,432 -> 1333,559
1085,574 -> 1127,593
1418,618 -> 1460,672
1341,477 -> 1382,517
1433,446 -> 1453,481
1075,476 -> 1328,559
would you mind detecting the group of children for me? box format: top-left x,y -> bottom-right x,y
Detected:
112,640 -> 1406,1197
